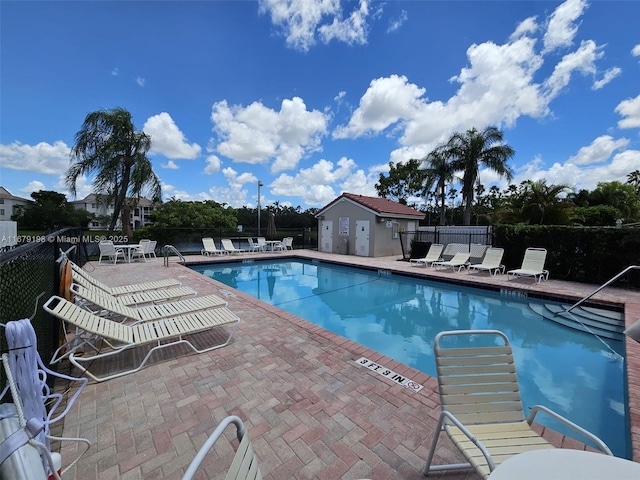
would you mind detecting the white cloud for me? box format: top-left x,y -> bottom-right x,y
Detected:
318,0 -> 369,46
510,16 -> 538,41
143,112 -> 202,159
211,97 -> 328,172
136,77 -> 146,87
336,0 -> 609,165
632,44 -> 640,57
333,75 -> 426,138
269,156 -> 380,206
0,141 -> 70,174
162,160 -> 179,170
542,0 -> 588,53
567,135 -> 629,165
512,148 -> 640,193
258,0 -> 375,51
386,9 -> 407,33
111,67 -> 119,76
592,67 -> 621,90
544,40 -> 602,101
204,155 -> 222,174
20,181 -> 46,196
616,94 -> 640,129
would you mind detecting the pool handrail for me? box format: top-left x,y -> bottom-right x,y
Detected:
566,265 -> 640,313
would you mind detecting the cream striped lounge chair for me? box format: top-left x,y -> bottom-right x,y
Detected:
44,295 -> 240,382
409,244 -> 444,267
66,259 -> 182,295
183,415 -> 261,480
423,330 -> 612,479
467,247 -> 505,276
67,260 -> 195,304
507,247 -> 549,283
432,252 -> 470,272
201,237 -> 226,256
70,283 -> 227,322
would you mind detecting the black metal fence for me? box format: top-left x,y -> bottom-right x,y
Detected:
134,227 -> 319,255
399,226 -> 494,259
0,227 -> 85,386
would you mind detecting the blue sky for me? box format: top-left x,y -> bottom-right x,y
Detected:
1,0 -> 639,211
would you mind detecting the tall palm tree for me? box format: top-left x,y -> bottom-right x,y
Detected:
67,108 -> 162,237
446,126 -> 515,225
420,147 -> 456,225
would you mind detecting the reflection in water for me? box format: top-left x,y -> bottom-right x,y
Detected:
190,259 -> 629,458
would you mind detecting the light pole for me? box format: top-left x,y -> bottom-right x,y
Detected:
257,181 -> 264,236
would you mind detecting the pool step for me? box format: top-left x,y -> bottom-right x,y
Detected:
529,303 -> 625,341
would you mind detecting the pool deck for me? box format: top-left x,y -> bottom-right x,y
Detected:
55,249 -> 640,479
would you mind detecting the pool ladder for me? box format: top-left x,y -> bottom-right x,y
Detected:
163,245 -> 185,266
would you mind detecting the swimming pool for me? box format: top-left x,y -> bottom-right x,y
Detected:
190,258 -> 630,458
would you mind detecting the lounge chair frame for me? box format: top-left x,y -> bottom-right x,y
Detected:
221,238 -> 246,254
507,247 -> 549,283
201,237 -> 226,256
423,329 -> 612,479
67,259 -> 182,294
432,252 -> 470,272
182,415 -> 261,480
44,296 -> 240,382
467,247 -> 505,276
410,244 -> 444,267
70,283 -> 227,322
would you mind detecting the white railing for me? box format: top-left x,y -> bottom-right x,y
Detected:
163,245 -> 185,266
566,265 -> 640,313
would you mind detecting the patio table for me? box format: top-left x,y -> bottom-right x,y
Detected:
487,449 -> 640,479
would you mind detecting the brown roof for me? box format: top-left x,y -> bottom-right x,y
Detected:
317,192 -> 424,218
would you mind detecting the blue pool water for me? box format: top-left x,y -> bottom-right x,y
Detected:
190,258 -> 630,458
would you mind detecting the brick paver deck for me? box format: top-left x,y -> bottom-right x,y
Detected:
54,250 -> 640,479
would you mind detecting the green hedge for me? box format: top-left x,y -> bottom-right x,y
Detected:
494,225 -> 640,287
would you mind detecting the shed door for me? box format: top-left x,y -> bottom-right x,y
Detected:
355,220 -> 370,256
320,220 -> 333,253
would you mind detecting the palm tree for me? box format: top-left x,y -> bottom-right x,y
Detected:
627,170 -> 640,195
520,180 -> 574,225
446,126 -> 515,225
67,108 -> 162,237
420,147 -> 456,225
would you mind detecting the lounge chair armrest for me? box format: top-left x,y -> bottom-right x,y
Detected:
526,405 -> 612,455
439,410 -> 496,471
183,415 -> 246,480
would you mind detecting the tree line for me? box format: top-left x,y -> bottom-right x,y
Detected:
14,108 -> 638,232
376,126 -> 640,226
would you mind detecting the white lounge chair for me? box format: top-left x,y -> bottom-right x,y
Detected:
423,330 -> 612,479
66,259 -> 185,296
433,252 -> 470,272
221,238 -> 245,254
70,283 -> 227,322
183,415 -> 261,480
507,247 -> 549,283
44,295 -> 240,382
410,244 -> 444,267
97,240 -> 125,265
201,237 -> 225,256
468,247 -> 505,276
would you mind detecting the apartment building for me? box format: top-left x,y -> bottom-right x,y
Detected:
0,187 -> 33,221
70,194 -> 158,230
